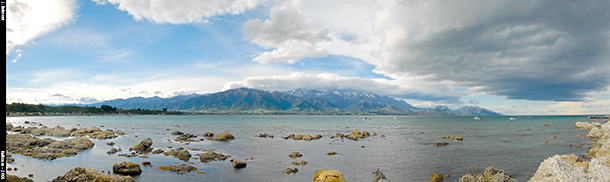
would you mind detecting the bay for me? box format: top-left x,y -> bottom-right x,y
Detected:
5,115 -> 593,181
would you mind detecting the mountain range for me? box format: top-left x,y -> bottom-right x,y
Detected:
80,88 -> 501,116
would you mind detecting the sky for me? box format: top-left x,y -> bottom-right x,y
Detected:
5,0 -> 610,115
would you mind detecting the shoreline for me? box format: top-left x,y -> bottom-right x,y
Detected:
4,116 -> 608,181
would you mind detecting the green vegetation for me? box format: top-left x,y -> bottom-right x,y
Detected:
6,103 -> 183,116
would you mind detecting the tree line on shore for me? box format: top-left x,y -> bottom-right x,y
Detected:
5,103 -> 183,116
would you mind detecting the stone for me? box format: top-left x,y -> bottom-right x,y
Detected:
458,166 -> 515,182
431,173 -> 443,182
434,142 -> 449,146
373,168 -> 391,182
157,164 -> 198,174
51,167 -> 134,182
199,151 -> 230,162
282,167 -> 299,174
449,136 -> 464,141
131,138 -> 153,152
113,162 -> 142,175
313,168 -> 346,182
203,132 -> 214,137
209,130 -> 235,141
233,159 -> 247,169
6,174 -> 34,182
172,130 -> 184,135
289,152 -> 303,158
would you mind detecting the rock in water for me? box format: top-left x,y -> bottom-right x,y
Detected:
113,162 -> 142,175
52,167 -> 135,182
458,166 -> 515,182
289,152 -> 303,158
209,130 -> 235,141
233,160 -> 247,169
131,138 -> 153,152
313,168 -> 346,182
373,168 -> 391,182
431,173 -> 443,182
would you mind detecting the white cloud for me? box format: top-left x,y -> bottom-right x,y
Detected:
6,0 -> 79,54
101,0 -> 268,24
244,5 -> 331,64
11,49 -> 22,63
223,72 -> 462,103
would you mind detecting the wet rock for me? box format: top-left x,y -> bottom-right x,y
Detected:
257,133 -> 274,138
209,130 -> 234,141
52,167 -> 135,182
107,148 -> 120,154
130,138 -> 153,152
301,160 -> 308,165
142,161 -> 152,166
6,134 -> 94,160
6,174 -> 34,182
88,130 -> 118,139
458,166 -> 515,182
172,130 -> 184,135
431,173 -> 443,182
373,168 -> 391,182
157,164 -> 198,174
113,162 -> 142,175
294,134 -> 303,140
303,134 -> 313,141
199,151 -> 230,162
233,159 -> 247,169
203,132 -> 214,137
289,152 -> 303,158
449,136 -> 464,141
176,149 -> 192,161
282,167 -> 299,174
313,168 -> 346,182
434,142 -> 449,146
327,152 -> 339,156
107,142 -> 116,145
152,149 -> 164,154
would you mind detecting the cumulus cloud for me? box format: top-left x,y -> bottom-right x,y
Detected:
6,0 -> 79,54
373,0 -> 610,102
223,72 -> 462,103
99,0 -> 268,24
244,5 -> 331,64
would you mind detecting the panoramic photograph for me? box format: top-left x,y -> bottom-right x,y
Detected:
5,0 -> 610,181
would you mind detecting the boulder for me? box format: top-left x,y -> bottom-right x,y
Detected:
313,168 -> 346,182
303,134 -> 313,141
209,130 -> 235,141
373,168 -> 391,182
529,154 -> 592,182
199,151 -> 230,162
113,162 -> 142,175
51,167 -> 134,182
172,130 -> 184,135
131,138 -> 153,152
176,149 -> 191,160
233,159 -> 247,169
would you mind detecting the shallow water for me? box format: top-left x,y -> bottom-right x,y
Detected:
5,115 -> 594,181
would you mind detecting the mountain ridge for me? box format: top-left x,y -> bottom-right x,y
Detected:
73,88 -> 501,116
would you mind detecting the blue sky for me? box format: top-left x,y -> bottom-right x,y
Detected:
6,0 -> 610,115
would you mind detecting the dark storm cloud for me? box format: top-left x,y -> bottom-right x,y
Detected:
375,0 -> 610,101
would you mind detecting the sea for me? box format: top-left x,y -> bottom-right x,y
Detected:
4,115 -> 596,182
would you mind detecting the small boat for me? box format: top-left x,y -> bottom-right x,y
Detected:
473,116 -> 482,120
509,117 -> 516,120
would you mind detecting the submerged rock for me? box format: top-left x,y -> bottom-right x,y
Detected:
157,164 -> 198,174
113,162 -> 142,175
199,151 -> 230,162
52,167 -> 134,182
313,168 -> 346,182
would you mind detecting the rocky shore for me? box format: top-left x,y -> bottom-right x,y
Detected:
5,119 -> 609,181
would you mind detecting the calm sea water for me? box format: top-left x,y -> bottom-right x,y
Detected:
5,115 -> 594,182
